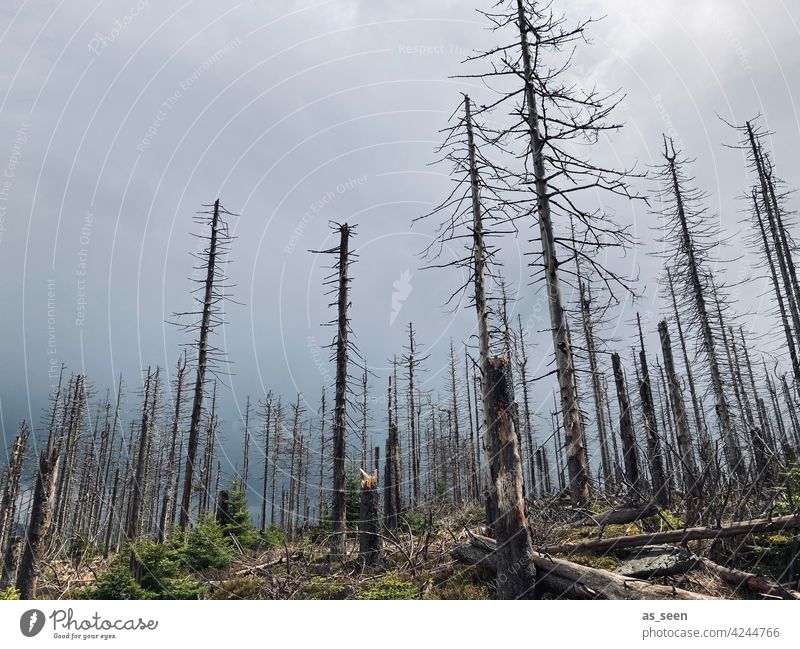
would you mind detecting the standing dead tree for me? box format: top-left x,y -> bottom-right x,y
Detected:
727,119 -> 800,396
0,422 -> 29,581
655,140 -> 745,482
461,0 -> 644,505
174,199 -> 237,531
16,440 -> 60,599
158,354 -> 187,542
312,223 -> 358,558
658,320 -> 701,524
611,352 -> 642,502
636,315 -> 668,507
384,374 -> 402,530
418,95 -> 535,598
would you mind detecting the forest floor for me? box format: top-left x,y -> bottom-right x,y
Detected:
31,498 -> 800,601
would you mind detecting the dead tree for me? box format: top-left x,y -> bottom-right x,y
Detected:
312,223 -> 357,557
658,320 -> 701,524
666,268 -> 712,468
316,389 -> 326,522
259,391 -> 273,531
270,398 -> 284,526
125,368 -> 154,540
384,374 -> 401,530
418,95 -> 535,598
461,1 -> 645,504
402,323 -> 426,506
360,364 -> 369,474
636,315 -> 668,507
0,422 -> 29,575
157,355 -> 186,541
465,346 -> 481,501
656,140 -> 744,482
611,352 -> 642,501
514,316 -> 536,498
16,443 -> 60,599
577,266 -> 613,490
241,396 -> 251,493
176,199 -> 236,531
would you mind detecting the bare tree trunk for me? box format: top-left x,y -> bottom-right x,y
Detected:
125,369 -> 153,540
16,445 -> 59,599
159,356 -> 186,542
384,376 -> 401,530
465,95 -> 534,598
611,353 -> 641,500
664,149 -> 744,481
0,423 -> 28,568
515,316 -> 537,499
516,0 -> 589,504
270,399 -> 283,526
659,320 -> 701,524
180,199 -> 222,531
465,347 -> 480,502
260,393 -> 273,531
330,224 -> 352,558
636,315 -> 668,507
483,357 -> 536,598
241,395 -> 251,493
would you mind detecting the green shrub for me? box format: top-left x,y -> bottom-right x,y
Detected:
299,578 -> 355,600
401,510 -> 430,536
182,515 -> 234,571
134,542 -> 205,599
220,489 -> 260,550
80,560 -> 154,600
774,465 -> 800,515
67,535 -> 95,563
82,541 -> 206,600
211,577 -> 268,600
258,525 -> 286,550
356,574 -> 417,600
0,586 -> 20,600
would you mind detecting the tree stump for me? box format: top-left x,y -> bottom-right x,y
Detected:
358,470 -> 382,566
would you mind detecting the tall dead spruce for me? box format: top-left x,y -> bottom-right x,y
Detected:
419,95 -> 535,598
175,199 -> 237,531
312,223 -> 357,558
655,141 -> 745,482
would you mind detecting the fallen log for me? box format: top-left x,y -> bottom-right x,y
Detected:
542,514 -> 800,555
451,536 -> 713,600
701,559 -> 800,600
574,504 -> 659,527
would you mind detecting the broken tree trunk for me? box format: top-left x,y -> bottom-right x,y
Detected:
358,469 -> 382,566
542,514 -> 800,555
611,352 -> 642,499
481,356 -> 536,599
452,535 -> 711,600
702,558 -> 799,600
576,503 -> 659,527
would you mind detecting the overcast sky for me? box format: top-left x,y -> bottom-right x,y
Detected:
1,0 -> 799,480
